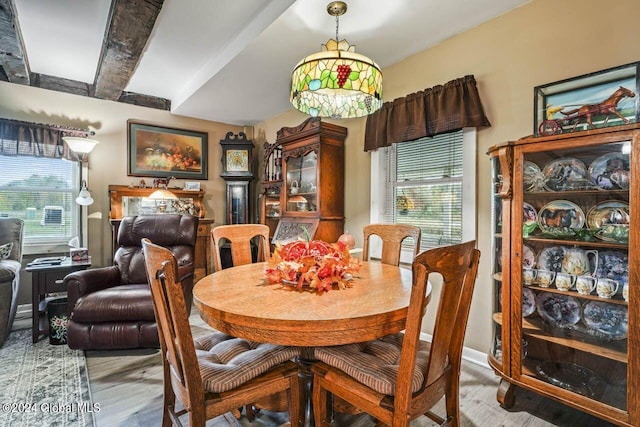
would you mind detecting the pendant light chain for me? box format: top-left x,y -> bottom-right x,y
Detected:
335,14 -> 340,41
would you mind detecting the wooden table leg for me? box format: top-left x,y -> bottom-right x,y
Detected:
296,347 -> 316,427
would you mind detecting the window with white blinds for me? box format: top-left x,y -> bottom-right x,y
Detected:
0,154 -> 81,250
371,129 -> 476,261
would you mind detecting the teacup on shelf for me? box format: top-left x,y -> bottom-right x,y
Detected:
575,275 -> 596,295
522,268 -> 537,286
537,270 -> 556,288
596,278 -> 619,299
555,272 -> 576,291
623,283 -> 629,302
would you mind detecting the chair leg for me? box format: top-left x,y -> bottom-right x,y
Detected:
162,366 -> 176,427
444,375 -> 461,427
288,375 -> 302,427
312,376 -> 330,426
244,405 -> 256,421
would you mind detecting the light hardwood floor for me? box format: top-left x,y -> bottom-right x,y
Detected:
82,309 -> 617,427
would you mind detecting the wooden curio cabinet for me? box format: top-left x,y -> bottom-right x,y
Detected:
271,118 -> 346,243
487,124 -> 640,426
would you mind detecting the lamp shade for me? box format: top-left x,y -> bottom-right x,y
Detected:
63,136 -> 99,154
75,181 -> 94,206
149,188 -> 178,200
291,38 -> 382,119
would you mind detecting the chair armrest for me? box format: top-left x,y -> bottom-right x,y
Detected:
65,266 -> 121,316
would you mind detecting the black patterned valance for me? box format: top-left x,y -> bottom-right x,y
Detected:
0,118 -> 92,160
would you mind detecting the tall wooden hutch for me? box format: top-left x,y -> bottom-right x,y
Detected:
488,124 -> 639,426
260,118 -> 346,243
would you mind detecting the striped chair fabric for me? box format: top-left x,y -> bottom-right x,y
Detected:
195,332 -> 300,393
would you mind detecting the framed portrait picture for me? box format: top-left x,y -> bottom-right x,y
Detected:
534,62 -> 640,136
128,121 -> 208,179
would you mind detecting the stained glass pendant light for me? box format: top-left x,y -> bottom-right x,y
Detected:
290,1 -> 382,119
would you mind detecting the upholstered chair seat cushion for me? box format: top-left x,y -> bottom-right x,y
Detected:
69,284 -> 155,323
194,332 -> 300,393
314,333 -> 434,395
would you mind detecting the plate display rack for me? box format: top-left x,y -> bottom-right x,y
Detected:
488,124 -> 640,426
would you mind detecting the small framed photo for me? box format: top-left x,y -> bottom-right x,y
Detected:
272,218 -> 319,245
184,181 -> 201,191
128,120 -> 208,179
534,62 -> 639,136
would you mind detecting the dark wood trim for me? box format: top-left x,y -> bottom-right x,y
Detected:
31,73 -> 92,97
94,0 -> 164,101
0,0 -> 30,85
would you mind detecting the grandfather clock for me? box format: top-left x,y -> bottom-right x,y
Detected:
219,132 -> 254,224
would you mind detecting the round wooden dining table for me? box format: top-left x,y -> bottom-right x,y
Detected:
192,261 -> 416,347
193,261 -> 427,427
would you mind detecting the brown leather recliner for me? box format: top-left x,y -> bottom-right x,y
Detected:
64,214 -> 198,350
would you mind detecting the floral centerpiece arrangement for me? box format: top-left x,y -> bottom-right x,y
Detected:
265,239 -> 360,292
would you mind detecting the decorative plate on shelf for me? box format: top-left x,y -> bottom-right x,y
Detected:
536,361 -> 605,397
588,152 -> 630,190
537,246 -> 566,272
542,158 -> 590,191
582,301 -> 628,340
522,244 -> 536,269
596,251 -> 629,287
522,288 -> 536,317
537,200 -> 584,237
586,200 -> 630,242
523,161 -> 545,192
523,202 -> 538,225
536,292 -> 581,328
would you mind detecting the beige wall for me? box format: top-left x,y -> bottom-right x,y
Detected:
2,0 -> 638,353
0,82 -> 245,303
255,0 -> 640,354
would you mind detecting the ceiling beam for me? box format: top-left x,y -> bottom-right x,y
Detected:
0,0 -> 29,85
94,0 -> 164,100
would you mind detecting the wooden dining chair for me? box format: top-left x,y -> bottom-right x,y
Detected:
211,224 -> 271,271
312,240 -> 480,427
141,238 -> 301,427
362,224 -> 422,266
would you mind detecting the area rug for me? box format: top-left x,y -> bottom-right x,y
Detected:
0,329 -> 94,427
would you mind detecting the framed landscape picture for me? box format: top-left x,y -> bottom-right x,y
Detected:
534,62 -> 640,136
128,121 -> 208,179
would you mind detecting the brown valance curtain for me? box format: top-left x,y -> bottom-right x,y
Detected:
0,118 -> 91,160
364,75 -> 491,151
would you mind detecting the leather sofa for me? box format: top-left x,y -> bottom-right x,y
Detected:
64,214 -> 198,350
0,218 -> 24,347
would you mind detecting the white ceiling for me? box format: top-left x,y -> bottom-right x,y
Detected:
14,0 -> 530,126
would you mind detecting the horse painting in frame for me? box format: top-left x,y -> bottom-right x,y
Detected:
534,61 -> 640,136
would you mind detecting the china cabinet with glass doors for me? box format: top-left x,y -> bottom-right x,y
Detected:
488,124 -> 639,426
271,117 -> 346,243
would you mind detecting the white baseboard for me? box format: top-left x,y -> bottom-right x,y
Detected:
420,332 -> 490,370
17,303 -> 32,315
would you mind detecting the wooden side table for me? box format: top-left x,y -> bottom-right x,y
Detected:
26,258 -> 91,343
